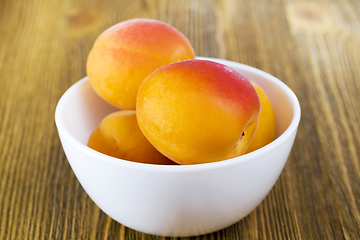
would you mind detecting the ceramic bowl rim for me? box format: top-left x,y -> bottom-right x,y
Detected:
55,57 -> 301,173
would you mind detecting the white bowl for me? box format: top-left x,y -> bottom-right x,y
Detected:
55,57 -> 301,237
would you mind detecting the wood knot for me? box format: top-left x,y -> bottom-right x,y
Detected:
285,2 -> 334,34
67,10 -> 96,29
294,7 -> 324,24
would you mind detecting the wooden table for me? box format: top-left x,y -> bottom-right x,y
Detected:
1,0 -> 359,239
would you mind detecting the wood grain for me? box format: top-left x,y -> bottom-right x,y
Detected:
0,0 -> 359,239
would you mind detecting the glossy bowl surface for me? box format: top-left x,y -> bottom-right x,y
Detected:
55,57 -> 301,237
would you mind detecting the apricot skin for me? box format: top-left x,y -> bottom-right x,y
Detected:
87,110 -> 175,165
86,18 -> 195,110
136,59 -> 260,165
246,81 -> 276,153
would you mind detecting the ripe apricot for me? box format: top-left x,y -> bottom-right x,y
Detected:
136,59 -> 260,165
86,18 -> 195,110
87,110 -> 175,165
246,81 -> 276,153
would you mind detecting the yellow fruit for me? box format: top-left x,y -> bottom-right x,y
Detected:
136,60 -> 260,165
246,81 -> 276,153
87,110 -> 175,165
86,19 -> 195,110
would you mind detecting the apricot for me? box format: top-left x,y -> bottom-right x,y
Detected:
87,110 -> 175,165
136,59 -> 260,165
246,81 -> 276,153
86,18 -> 195,110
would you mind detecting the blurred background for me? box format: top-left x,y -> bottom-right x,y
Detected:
0,0 -> 359,239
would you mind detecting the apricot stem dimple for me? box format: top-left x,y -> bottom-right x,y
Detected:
240,132 -> 245,140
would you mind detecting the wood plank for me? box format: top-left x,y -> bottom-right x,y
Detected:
0,0 -> 359,239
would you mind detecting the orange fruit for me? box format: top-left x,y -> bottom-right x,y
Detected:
246,81 -> 276,153
86,19 -> 195,110
136,60 -> 260,164
87,110 -> 175,165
